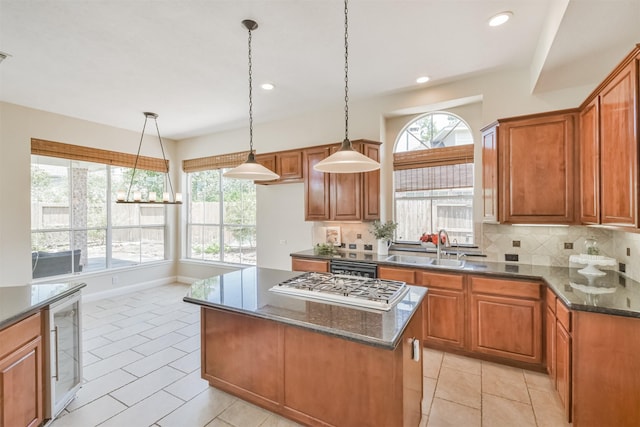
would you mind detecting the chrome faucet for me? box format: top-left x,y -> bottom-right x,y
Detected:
436,229 -> 450,262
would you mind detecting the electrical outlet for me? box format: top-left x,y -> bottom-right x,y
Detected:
279,239 -> 287,245
364,244 -> 373,251
564,242 -> 573,250
356,234 -> 362,239
112,275 -> 119,285
627,247 -> 631,257
505,253 -> 519,262
619,262 -> 626,273
348,243 -> 357,250
512,240 -> 521,247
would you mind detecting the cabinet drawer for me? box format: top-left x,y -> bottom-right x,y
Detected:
418,271 -> 464,290
378,266 -> 416,285
556,300 -> 571,332
291,258 -> 329,273
0,312 -> 41,360
546,288 -> 557,314
470,276 -> 541,299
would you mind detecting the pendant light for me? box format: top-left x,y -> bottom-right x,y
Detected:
313,0 -> 380,174
116,112 -> 182,204
224,20 -> 280,181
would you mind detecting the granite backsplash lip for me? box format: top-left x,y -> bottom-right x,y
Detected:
0,282 -> 87,329
183,267 -> 427,350
291,249 -> 640,319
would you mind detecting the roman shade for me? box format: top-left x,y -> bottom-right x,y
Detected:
182,151 -> 250,173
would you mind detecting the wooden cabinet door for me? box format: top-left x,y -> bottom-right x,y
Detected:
545,305 -> 556,378
481,124 -> 499,223
499,112 -> 576,223
555,321 -> 571,421
329,144 -> 362,221
277,150 -> 303,181
291,257 -> 329,273
362,143 -> 380,220
579,98 -> 600,223
600,60 -> 638,226
423,289 -> 465,349
470,292 -> 542,364
303,147 -> 330,221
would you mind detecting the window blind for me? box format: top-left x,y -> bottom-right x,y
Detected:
393,144 -> 474,192
182,151 -> 250,172
31,138 -> 169,172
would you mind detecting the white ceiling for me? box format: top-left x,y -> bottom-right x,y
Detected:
1,0 -> 638,140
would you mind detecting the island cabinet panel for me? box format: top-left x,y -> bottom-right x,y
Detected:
572,311 -> 640,427
0,312 -> 43,427
417,271 -> 465,349
578,97 -> 600,223
599,59 -> 638,226
200,305 -> 423,427
201,308 -> 282,406
499,112 -> 576,224
291,257 -> 329,273
469,277 -> 542,364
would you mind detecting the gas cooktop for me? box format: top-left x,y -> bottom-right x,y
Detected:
269,272 -> 408,311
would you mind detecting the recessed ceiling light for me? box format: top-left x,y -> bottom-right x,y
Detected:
261,82 -> 275,90
416,76 -> 430,84
489,11 -> 513,27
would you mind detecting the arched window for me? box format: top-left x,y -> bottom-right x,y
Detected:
393,112 -> 475,244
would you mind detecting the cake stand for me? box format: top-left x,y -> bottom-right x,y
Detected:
569,254 -> 616,277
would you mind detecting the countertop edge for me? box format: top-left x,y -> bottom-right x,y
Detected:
0,283 -> 86,330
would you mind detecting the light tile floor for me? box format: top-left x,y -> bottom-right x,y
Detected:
52,283 -> 571,427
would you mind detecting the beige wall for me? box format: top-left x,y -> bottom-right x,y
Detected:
3,60 -> 638,290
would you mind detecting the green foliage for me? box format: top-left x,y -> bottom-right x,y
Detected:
314,243 -> 338,255
370,220 -> 398,241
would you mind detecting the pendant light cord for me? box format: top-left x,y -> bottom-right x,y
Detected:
248,25 -> 254,154
344,0 -> 349,142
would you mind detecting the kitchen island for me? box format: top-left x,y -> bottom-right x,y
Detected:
184,267 -> 426,427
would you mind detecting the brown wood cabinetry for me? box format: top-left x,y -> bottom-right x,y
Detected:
481,124 -> 499,223
201,305 -> 423,427
255,149 -> 303,185
0,312 -> 43,427
469,276 -> 543,364
498,112 -> 577,224
481,111 -> 577,224
417,271 -> 465,349
378,265 -> 417,284
545,290 -> 571,422
303,140 -> 381,221
291,257 -> 329,273
578,98 -> 600,223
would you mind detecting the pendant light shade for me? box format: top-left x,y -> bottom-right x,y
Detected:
313,0 -> 380,174
224,19 -> 279,181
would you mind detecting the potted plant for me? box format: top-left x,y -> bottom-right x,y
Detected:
370,220 -> 398,256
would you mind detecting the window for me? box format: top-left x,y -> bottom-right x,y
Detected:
30,139 -> 169,279
393,112 -> 475,244
186,169 -> 257,265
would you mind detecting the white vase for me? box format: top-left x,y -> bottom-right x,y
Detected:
377,239 -> 390,256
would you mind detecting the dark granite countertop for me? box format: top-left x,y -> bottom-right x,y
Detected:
183,267 -> 426,350
0,282 -> 86,330
291,249 -> 640,319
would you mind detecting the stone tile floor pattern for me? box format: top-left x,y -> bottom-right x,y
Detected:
52,283 -> 571,427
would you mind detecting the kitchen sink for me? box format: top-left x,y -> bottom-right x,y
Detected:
385,254 -> 433,265
429,259 -> 466,269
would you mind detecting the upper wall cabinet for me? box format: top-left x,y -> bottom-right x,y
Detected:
303,140 -> 381,221
255,149 -> 303,185
481,111 -> 577,224
578,45 -> 640,227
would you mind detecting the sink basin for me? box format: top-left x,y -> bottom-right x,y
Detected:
385,255 -> 433,265
429,259 -> 466,269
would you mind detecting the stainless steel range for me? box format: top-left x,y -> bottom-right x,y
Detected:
270,272 -> 408,311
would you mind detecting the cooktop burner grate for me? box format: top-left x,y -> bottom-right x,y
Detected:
270,272 -> 408,311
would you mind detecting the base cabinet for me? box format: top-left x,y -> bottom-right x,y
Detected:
417,271 -> 465,349
0,313 -> 43,427
469,276 -> 543,365
201,306 -> 423,427
291,257 -> 329,273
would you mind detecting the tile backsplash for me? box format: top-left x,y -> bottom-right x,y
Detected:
312,222 -> 640,282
